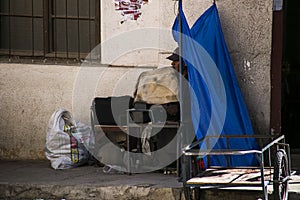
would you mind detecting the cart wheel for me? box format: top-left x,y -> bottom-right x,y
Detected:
273,149 -> 289,200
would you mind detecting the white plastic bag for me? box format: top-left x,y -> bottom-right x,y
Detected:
45,108 -> 94,169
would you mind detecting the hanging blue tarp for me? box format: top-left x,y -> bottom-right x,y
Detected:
173,2 -> 259,166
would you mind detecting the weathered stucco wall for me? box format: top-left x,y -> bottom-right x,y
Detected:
100,0 -> 177,67
0,0 -> 273,159
216,0 -> 273,134
0,63 -> 151,160
0,64 -> 76,159
101,0 -> 273,133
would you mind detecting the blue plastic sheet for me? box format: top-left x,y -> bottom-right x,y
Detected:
173,2 -> 259,166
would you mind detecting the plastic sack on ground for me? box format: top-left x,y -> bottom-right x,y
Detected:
45,108 -> 95,169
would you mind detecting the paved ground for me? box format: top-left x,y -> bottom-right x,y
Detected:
0,160 -> 183,200
0,155 -> 300,200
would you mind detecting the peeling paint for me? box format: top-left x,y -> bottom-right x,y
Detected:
243,59 -> 251,71
114,0 -> 149,23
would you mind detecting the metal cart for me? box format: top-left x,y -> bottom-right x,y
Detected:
181,134 -> 294,200
126,108 -> 180,174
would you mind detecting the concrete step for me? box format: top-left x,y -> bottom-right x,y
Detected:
0,160 -> 183,200
0,160 -> 299,200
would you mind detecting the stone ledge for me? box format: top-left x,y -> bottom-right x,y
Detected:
0,160 -> 299,200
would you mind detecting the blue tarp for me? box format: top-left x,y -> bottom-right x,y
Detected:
172,2 -> 259,166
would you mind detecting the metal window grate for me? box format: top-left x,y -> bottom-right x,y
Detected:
0,0 -> 100,63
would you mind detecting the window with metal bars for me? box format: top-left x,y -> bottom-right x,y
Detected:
0,0 -> 100,61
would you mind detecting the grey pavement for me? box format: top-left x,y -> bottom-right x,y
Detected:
0,160 -> 183,200
0,155 -> 300,200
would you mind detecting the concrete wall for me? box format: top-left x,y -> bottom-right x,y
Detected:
217,0 -> 273,134
0,0 -> 273,160
100,0 -> 176,67
0,63 -> 151,160
101,0 -> 273,133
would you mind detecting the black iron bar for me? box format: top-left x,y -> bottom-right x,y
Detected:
95,0 -> 100,46
54,0 -> 57,60
186,134 -> 278,152
1,0 -> 97,61
226,137 -> 231,167
88,0 -> 91,60
8,0 -> 11,59
179,0 -> 183,126
206,135 -> 211,166
184,149 -> 262,156
65,0 -> 69,60
177,0 -> 183,178
43,0 -> 50,58
31,0 -> 35,57
0,13 -> 43,18
50,15 -> 95,20
77,0 -> 80,60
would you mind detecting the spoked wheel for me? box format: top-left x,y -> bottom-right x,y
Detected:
273,149 -> 289,200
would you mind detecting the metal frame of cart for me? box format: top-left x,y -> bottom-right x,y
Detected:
181,134 -> 294,200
